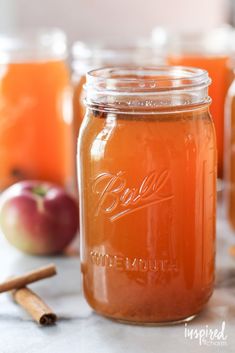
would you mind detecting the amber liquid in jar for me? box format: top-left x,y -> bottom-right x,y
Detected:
72,42 -> 163,193
0,30 -> 73,191
78,67 -> 216,324
168,55 -> 230,178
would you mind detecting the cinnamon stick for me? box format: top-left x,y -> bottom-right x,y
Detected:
0,264 -> 56,293
12,287 -> 57,325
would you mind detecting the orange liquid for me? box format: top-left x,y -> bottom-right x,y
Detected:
79,107 -> 216,323
0,60 -> 73,190
168,55 -> 231,177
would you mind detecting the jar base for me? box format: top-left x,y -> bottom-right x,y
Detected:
102,313 -> 198,326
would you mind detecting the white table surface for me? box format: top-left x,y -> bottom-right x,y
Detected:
0,206 -> 234,353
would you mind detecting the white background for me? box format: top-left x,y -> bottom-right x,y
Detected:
0,0 -> 230,43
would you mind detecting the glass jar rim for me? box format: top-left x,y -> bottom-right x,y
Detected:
0,28 -> 67,63
86,66 -> 211,93
85,66 -> 211,114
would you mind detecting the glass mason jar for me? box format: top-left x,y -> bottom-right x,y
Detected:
154,26 -> 233,178
0,29 -> 73,191
78,66 -> 217,324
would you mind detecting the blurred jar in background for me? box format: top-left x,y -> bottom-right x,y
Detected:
0,29 -> 73,191
71,40 -> 164,139
153,26 -> 233,178
224,54 -> 235,229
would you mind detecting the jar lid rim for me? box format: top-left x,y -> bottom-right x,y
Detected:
86,66 -> 211,92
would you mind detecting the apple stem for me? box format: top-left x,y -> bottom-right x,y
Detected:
32,186 -> 47,197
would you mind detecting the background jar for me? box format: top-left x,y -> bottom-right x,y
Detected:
152,26 -> 234,178
0,29 -> 73,191
224,57 -> 235,231
78,66 -> 216,324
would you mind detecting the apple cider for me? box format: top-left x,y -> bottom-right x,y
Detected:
168,55 -> 230,178
78,67 -> 216,324
164,29 -> 233,177
0,30 -> 73,191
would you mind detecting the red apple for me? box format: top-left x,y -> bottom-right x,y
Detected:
0,181 -> 79,255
